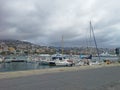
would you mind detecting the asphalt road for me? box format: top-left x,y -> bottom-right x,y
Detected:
0,66 -> 120,90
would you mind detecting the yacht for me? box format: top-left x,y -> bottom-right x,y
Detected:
49,54 -> 74,66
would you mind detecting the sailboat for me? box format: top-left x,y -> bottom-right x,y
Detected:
79,21 -> 100,65
49,35 -> 74,66
89,21 -> 100,60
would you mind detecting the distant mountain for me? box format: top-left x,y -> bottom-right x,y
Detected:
0,39 -> 39,47
0,39 -> 30,44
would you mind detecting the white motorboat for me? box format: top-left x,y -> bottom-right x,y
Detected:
50,54 -> 74,66
55,59 -> 73,66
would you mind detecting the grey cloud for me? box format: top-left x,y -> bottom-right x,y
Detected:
0,0 -> 120,48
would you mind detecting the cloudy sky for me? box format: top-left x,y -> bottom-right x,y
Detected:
0,0 -> 120,48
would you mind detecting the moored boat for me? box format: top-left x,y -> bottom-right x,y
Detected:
49,54 -> 74,66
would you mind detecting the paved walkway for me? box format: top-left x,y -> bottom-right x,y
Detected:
0,65 -> 120,90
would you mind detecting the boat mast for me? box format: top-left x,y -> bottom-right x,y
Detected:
61,35 -> 64,55
90,21 -> 100,60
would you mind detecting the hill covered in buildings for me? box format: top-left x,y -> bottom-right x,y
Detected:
0,39 -> 116,55
0,39 -> 55,55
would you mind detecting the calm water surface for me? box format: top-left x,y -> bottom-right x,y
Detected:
0,62 -> 56,72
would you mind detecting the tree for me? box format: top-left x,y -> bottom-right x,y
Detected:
115,48 -> 119,55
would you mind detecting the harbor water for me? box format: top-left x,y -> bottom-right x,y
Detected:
0,62 -> 57,72
0,55 -> 119,72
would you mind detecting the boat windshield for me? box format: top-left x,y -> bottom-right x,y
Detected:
52,56 -> 66,60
